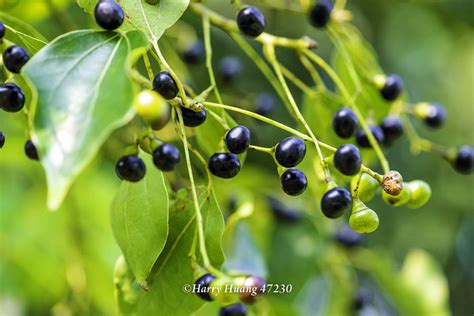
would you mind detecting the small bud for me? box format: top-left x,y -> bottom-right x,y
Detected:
382,171 -> 403,196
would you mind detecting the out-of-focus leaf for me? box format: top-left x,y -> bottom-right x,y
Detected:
223,221 -> 267,277
113,255 -> 141,316
135,191 -> 224,315
295,276 -> 330,316
23,30 -> 149,210
456,216 -> 474,278
77,0 -> 190,41
195,110 -> 238,157
0,12 -> 47,54
111,156 -> 169,288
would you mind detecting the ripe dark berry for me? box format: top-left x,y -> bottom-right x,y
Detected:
424,103 -> 446,128
238,275 -> 266,304
309,0 -> 333,28
353,289 -> 370,310
380,74 -> 404,101
180,106 -> 207,127
332,108 -> 359,138
94,1 -> 124,31
236,6 -> 266,38
335,226 -> 363,248
209,153 -> 241,178
321,187 -> 352,219
24,140 -> 39,161
194,273 -> 216,301
225,125 -> 251,154
255,93 -> 276,116
0,83 -> 25,112
0,132 -> 5,148
152,143 -> 180,171
182,42 -> 205,64
153,71 -> 179,100
3,45 -> 29,73
453,145 -> 473,174
115,155 -> 146,182
268,197 -> 302,223
218,56 -> 241,83
355,126 -> 385,148
334,144 -> 362,176
380,115 -> 404,145
219,303 -> 247,316
281,169 -> 307,196
275,137 -> 306,167
0,22 -> 5,39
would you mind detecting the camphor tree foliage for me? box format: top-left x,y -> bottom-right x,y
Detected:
0,0 -> 472,315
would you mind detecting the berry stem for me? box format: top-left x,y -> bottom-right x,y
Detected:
402,114 -> 447,156
189,4 -> 317,49
264,43 -> 332,180
249,145 -> 274,154
202,13 -> 228,127
280,64 -> 315,96
174,108 -> 214,272
202,101 -> 337,152
229,32 -> 298,121
298,52 -> 326,89
302,49 -> 390,173
142,53 -> 155,82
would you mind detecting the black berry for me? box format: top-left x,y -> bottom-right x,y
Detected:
0,83 -> 25,112
153,71 -> 179,100
275,137 -> 306,167
24,140 -> 39,161
218,56 -> 241,83
380,115 -> 404,145
0,132 -> 5,148
332,108 -> 359,138
321,187 -> 352,219
236,6 -> 266,37
208,153 -> 241,178
380,74 -> 404,101
355,126 -> 385,148
180,107 -> 207,127
353,289 -> 370,310
335,226 -> 363,248
281,169 -> 307,196
334,144 -> 362,176
182,42 -> 205,64
268,197 -> 302,223
424,103 -> 446,128
309,0 -> 333,28
0,22 -> 5,39
3,45 -> 29,73
453,145 -> 473,174
255,93 -> 276,116
194,273 -> 216,301
219,303 -> 247,316
94,1 -> 124,31
115,155 -> 146,182
225,125 -> 251,154
152,143 -> 180,171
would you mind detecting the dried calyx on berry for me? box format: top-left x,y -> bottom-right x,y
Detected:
382,170 -> 403,196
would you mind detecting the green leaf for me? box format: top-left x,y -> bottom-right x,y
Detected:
111,156 -> 169,289
135,190 -> 224,315
0,12 -> 47,54
22,30 -> 149,210
77,0 -> 190,41
113,255 -> 141,316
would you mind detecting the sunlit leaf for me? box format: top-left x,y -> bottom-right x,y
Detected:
0,12 -> 47,54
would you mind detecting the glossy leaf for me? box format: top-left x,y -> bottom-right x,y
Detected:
77,0 -> 190,41
135,190 -> 225,315
22,30 -> 149,210
0,12 -> 47,54
111,156 -> 169,289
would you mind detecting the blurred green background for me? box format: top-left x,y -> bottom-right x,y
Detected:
0,0 -> 473,315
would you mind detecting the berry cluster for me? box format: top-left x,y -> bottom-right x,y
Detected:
193,273 -> 266,316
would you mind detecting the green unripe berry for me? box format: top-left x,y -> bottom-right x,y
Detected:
351,173 -> 379,202
134,90 -> 170,130
382,184 -> 410,206
349,200 -> 379,233
210,276 -> 239,306
406,180 -> 431,209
